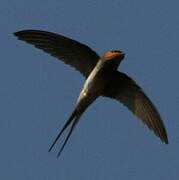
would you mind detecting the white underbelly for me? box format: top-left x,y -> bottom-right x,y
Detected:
76,62 -> 104,105
83,64 -> 103,94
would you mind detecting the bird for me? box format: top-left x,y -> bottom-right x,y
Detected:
14,29 -> 168,158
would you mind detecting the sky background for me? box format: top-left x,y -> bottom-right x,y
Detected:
0,0 -> 179,179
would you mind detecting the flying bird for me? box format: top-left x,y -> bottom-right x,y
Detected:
14,30 -> 168,157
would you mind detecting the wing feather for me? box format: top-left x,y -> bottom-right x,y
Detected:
14,30 -> 99,77
103,72 -> 168,143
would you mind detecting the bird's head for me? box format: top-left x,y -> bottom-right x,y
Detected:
99,50 -> 125,71
102,50 -> 125,62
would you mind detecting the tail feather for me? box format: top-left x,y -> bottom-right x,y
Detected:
57,116 -> 80,158
48,109 -> 77,153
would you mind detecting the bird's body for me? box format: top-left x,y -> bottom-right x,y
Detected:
14,30 -> 168,157
77,60 -> 115,107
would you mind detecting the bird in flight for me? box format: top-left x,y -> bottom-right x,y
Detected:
14,30 -> 168,158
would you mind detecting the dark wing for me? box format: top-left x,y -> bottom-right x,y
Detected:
103,71 -> 168,144
14,30 -> 99,77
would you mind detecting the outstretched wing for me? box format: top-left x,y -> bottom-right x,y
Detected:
14,30 -> 99,77
103,71 -> 168,144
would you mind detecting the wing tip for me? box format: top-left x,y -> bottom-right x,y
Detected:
14,30 -> 32,37
160,131 -> 169,144
14,31 -> 20,37
162,126 -> 169,144
163,136 -> 169,144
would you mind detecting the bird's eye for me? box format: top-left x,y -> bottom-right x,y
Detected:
111,50 -> 122,54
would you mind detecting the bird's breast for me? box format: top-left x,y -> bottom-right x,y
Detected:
76,62 -> 114,110
82,62 -> 113,95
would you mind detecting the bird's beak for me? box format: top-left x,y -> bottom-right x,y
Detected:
120,53 -> 125,59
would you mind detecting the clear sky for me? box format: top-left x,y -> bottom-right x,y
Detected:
0,0 -> 179,179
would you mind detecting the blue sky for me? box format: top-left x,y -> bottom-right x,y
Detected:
0,0 -> 179,179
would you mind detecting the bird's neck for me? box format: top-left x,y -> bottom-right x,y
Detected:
97,60 -> 119,73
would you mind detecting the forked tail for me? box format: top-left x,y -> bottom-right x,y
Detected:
48,109 -> 81,158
